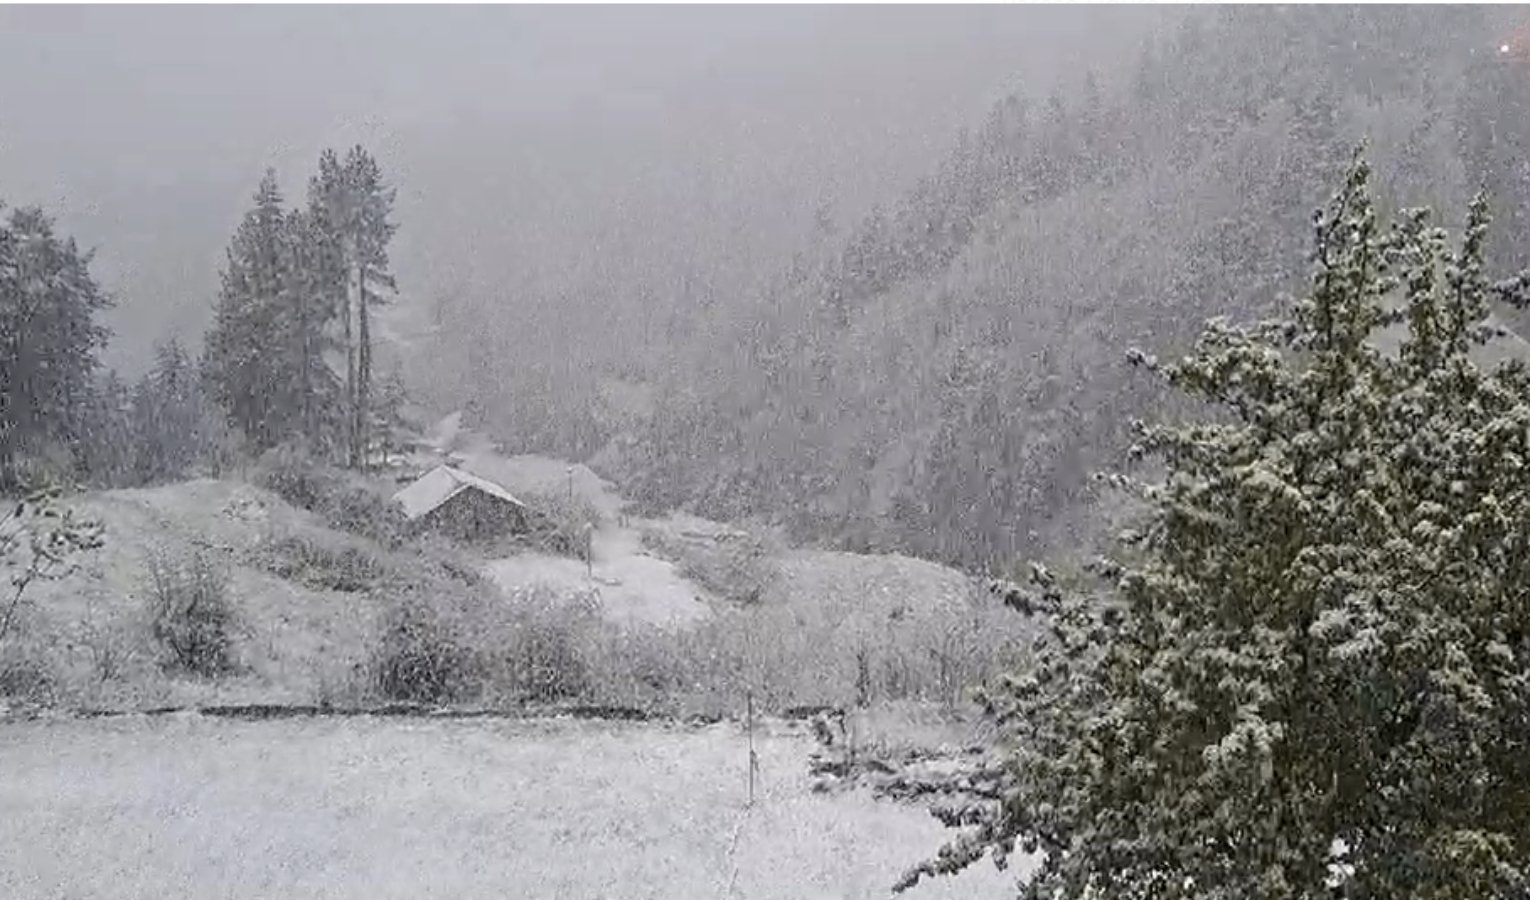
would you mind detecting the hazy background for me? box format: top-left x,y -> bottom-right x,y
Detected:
0,5 -> 1160,372
6,5 -> 1530,571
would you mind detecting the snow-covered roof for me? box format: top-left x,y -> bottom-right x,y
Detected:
391,464 -> 528,521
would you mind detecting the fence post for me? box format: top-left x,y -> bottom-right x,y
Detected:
746,690 -> 756,807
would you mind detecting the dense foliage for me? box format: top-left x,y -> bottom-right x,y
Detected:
899,154 -> 1530,899
0,204 -> 112,489
202,147 -> 400,468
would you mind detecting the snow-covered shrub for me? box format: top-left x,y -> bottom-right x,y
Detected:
145,548 -> 236,676
900,152 -> 1530,897
370,594 -> 480,705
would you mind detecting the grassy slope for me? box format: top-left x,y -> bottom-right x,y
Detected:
21,478 -> 385,709
0,714 -> 1024,899
10,409 -> 1024,720
11,460 -> 1018,717
444,436 -> 1025,707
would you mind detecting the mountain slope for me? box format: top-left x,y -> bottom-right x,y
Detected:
604,6 -> 1530,572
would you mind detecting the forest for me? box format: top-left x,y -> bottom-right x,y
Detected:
428,6 -> 1530,573
1,145 -> 410,493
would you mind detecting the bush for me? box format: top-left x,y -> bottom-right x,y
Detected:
357,581 -> 605,708
683,530 -> 781,606
77,615 -> 134,686
400,534 -> 491,590
254,443 -> 327,510
370,596 -> 480,704
322,481 -> 407,549
0,483 -> 105,645
253,444 -> 407,549
639,522 -> 783,607
489,586 -> 600,702
513,490 -> 604,558
0,643 -> 55,704
145,548 -> 236,676
341,553 -> 1021,720
261,533 -> 390,593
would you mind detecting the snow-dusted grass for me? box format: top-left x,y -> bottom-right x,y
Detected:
459,445 -> 1029,713
0,714 -> 1016,900
16,479 -> 387,709
5,422 -> 1028,726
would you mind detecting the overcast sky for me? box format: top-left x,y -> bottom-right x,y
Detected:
0,5 -> 1158,371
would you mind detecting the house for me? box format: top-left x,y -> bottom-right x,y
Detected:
391,464 -> 532,542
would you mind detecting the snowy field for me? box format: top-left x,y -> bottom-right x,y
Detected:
0,714 -> 1015,900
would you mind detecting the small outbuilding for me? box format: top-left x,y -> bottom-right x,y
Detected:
391,464 -> 532,542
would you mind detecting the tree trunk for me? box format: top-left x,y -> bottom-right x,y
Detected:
0,439 -> 14,495
299,290 -> 313,447
0,371 -> 13,493
357,273 -> 371,473
344,257 -> 359,469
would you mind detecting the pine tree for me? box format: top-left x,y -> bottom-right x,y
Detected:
0,203 -> 112,490
130,338 -> 206,484
204,168 -> 351,458
369,363 -> 411,468
898,151 -> 1530,899
77,369 -> 136,487
346,146 -> 398,471
307,146 -> 397,470
1021,91 -> 1072,200
307,149 -> 354,461
202,170 -> 297,451
283,207 -> 343,454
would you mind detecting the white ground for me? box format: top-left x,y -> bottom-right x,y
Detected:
482,524 -> 712,629
0,715 -> 1022,900
427,413 -> 712,628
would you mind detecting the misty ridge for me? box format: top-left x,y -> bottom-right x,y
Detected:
5,5 -> 1530,900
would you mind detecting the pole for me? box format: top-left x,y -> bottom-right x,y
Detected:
746,690 -> 756,807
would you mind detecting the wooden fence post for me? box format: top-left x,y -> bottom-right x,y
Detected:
747,690 -> 757,807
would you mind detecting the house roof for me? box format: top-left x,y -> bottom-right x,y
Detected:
391,464 -> 528,521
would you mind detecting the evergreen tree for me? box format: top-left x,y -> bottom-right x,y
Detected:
369,363 -> 412,468
1024,91 -> 1072,199
899,152 -> 1530,899
0,203 -> 112,489
306,149 -> 355,460
77,369 -> 136,488
283,207 -> 344,454
202,170 -> 292,451
131,338 -> 205,484
307,146 -> 397,470
346,146 -> 398,471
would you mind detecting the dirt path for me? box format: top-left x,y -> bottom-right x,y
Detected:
483,526 -> 711,628
429,413 -> 711,628
0,715 -> 1018,900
